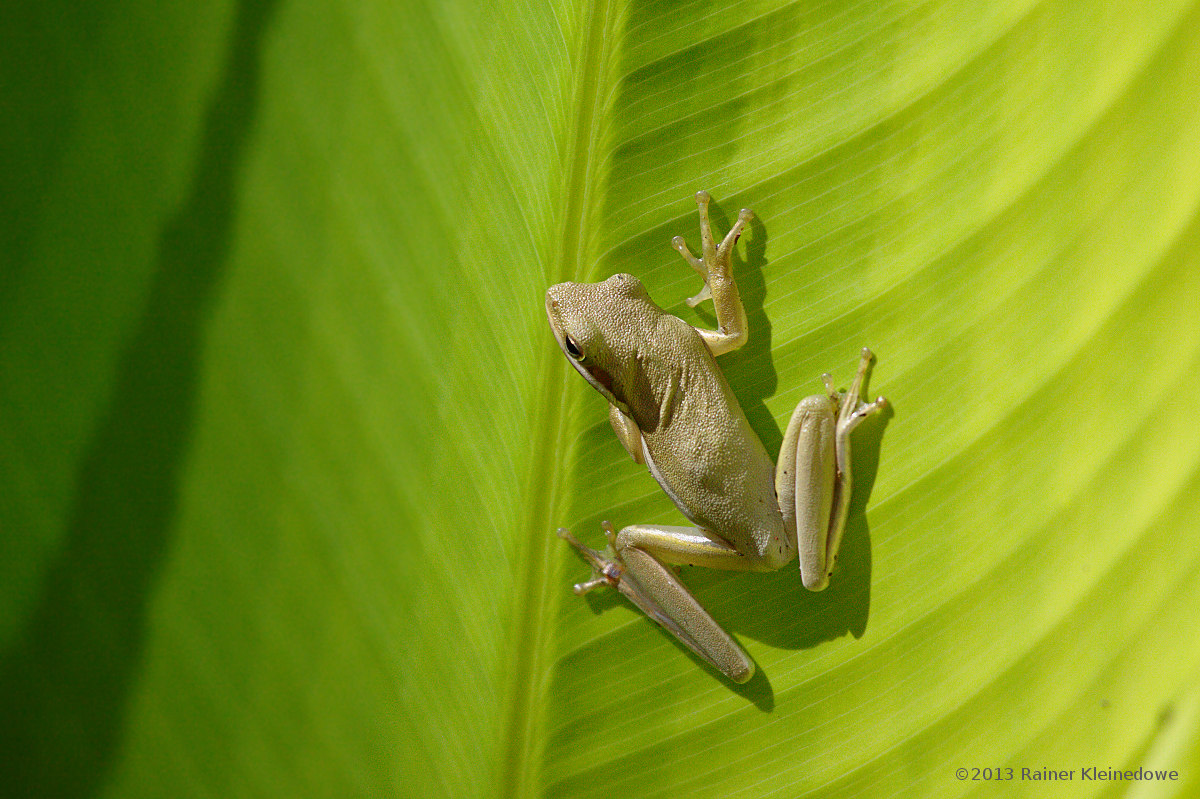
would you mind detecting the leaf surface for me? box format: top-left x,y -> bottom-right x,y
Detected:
3,0 -> 1200,797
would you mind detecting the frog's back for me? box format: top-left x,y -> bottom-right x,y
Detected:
636,315 -> 789,568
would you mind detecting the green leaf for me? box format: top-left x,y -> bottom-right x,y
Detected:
4,0 -> 1200,797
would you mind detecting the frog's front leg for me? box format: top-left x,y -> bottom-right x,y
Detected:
672,191 -> 753,356
778,348 -> 887,591
558,523 -> 758,683
608,405 -> 645,464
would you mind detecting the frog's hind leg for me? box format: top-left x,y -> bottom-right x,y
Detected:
779,350 -> 887,592
558,524 -> 755,683
824,348 -> 887,585
777,394 -> 838,591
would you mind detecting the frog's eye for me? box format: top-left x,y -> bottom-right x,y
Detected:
564,334 -> 585,361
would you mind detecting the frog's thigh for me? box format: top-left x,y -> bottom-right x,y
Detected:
776,395 -> 838,590
616,524 -> 762,570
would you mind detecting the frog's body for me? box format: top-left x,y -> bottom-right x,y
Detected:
546,192 -> 885,683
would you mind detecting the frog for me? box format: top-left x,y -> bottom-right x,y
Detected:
545,191 -> 886,682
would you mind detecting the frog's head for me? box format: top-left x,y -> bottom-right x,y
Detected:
545,273 -> 655,415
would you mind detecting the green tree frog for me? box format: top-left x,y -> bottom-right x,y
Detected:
545,191 -> 886,683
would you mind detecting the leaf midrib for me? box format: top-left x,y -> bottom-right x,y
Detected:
500,0 -> 624,795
